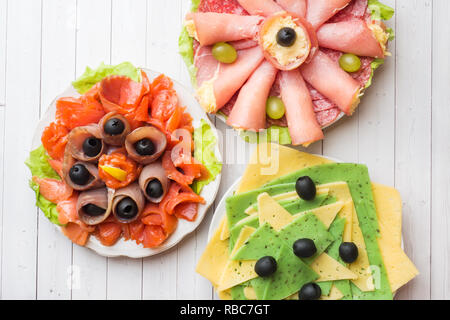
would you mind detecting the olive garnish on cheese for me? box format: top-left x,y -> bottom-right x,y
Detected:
134,138 -> 156,156
116,197 -> 139,220
82,204 -> 107,217
104,118 -> 125,136
339,242 -> 359,263
82,137 -> 103,158
69,164 -> 92,186
293,238 -> 317,258
299,282 -> 322,300
255,256 -> 277,277
295,176 -> 316,201
276,27 -> 297,47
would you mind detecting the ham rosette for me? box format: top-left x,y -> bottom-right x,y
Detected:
125,126 -> 167,165
99,112 -> 131,146
275,0 -> 307,18
111,183 -> 146,223
66,124 -> 105,162
77,188 -> 114,226
138,162 -> 169,203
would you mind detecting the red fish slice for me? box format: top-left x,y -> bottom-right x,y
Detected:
33,176 -> 73,203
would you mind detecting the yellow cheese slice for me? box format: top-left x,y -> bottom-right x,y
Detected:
236,143 -> 332,194
243,286 -> 257,300
372,184 -> 419,292
340,201 -> 353,242
309,201 -> 344,229
258,193 -> 294,231
217,289 -> 232,300
219,216 -> 230,241
311,253 -> 358,282
320,285 -> 344,300
196,219 -> 230,287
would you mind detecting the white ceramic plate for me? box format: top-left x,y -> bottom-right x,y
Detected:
31,68 -> 222,258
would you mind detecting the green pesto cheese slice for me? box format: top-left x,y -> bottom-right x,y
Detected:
231,284 -> 248,300
229,215 -> 260,252
265,163 -> 392,300
249,193 -> 331,213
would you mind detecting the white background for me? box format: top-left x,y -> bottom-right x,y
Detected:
0,0 -> 448,300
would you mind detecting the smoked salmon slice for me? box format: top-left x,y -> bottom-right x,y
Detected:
56,97 -> 105,130
47,159 -> 64,178
95,220 -> 123,247
41,122 -> 69,161
162,151 -> 209,187
99,75 -> 145,114
173,202 -> 198,222
62,223 -> 91,246
33,176 -> 73,203
160,182 -> 205,216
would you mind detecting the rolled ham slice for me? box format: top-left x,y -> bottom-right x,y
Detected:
227,61 -> 278,131
138,162 -> 169,203
62,152 -> 105,191
301,51 -> 361,115
67,124 -> 105,162
196,45 -> 264,113
276,0 -> 307,18
237,0 -> 284,16
99,112 -> 131,146
317,20 -> 385,58
77,188 -> 114,226
185,12 -> 263,46
112,183 -> 145,223
306,0 -> 352,30
125,126 -> 167,165
280,70 -> 324,146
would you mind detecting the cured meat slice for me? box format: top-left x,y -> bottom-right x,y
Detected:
196,45 -> 264,113
279,70 -> 324,146
185,12 -> 263,46
66,124 -> 105,163
301,51 -> 361,115
306,0 -> 352,29
317,20 -> 385,58
125,126 -> 167,165
99,112 -> 131,146
62,151 -> 105,191
111,183 -> 146,223
138,162 -> 169,203
276,0 -> 307,18
77,188 -> 114,226
236,0 -> 283,16
198,0 -> 248,15
227,61 -> 278,131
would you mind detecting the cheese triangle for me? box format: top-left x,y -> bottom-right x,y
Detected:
320,284 -> 344,300
310,253 -> 358,282
230,226 -> 256,256
258,193 -> 294,231
311,201 -> 344,229
219,216 -> 230,240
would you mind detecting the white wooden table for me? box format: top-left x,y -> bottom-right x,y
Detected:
0,0 -> 448,300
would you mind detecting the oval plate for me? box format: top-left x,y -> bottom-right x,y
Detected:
31,68 -> 222,258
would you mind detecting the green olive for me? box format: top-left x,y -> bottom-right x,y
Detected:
266,96 -> 286,120
212,42 -> 237,64
339,53 -> 362,73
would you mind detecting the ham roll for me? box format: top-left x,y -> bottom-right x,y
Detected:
276,0 -> 307,18
138,162 -> 169,203
66,124 -> 105,162
196,45 -> 264,113
77,188 -> 114,226
185,13 -> 263,46
125,126 -> 167,165
306,0 -> 352,30
62,151 -> 105,191
317,20 -> 386,58
301,51 -> 361,115
227,61 -> 278,131
99,112 -> 131,146
280,70 -> 324,146
237,0 -> 284,17
112,183 -> 145,223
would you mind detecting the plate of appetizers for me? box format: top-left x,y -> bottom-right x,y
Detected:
197,143 -> 418,300
180,0 -> 395,146
26,62 -> 222,258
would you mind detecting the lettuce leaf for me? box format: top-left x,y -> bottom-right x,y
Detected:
192,119 -> 222,194
365,58 -> 385,89
368,0 -> 395,21
239,126 -> 292,146
72,61 -> 141,94
25,145 -> 63,226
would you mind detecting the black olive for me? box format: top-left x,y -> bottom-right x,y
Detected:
255,256 -> 277,277
146,179 -> 163,199
339,242 -> 359,263
116,197 -> 138,220
295,176 -> 316,201
82,204 -> 106,217
82,137 -> 102,157
134,138 -> 155,156
69,164 -> 91,186
104,118 -> 125,136
276,27 -> 297,47
299,282 -> 321,300
293,238 -> 317,258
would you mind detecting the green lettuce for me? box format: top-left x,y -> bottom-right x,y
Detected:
368,0 -> 395,21
25,146 -> 62,226
365,58 -> 385,89
72,61 -> 141,94
239,126 -> 292,146
192,119 -> 222,194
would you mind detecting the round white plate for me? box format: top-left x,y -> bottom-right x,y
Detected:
31,68 -> 222,258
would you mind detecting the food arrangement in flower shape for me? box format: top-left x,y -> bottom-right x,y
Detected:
180,0 -> 394,146
198,144 -> 418,300
26,63 -> 222,257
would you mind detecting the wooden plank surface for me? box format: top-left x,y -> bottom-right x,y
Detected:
1,0 -> 449,300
